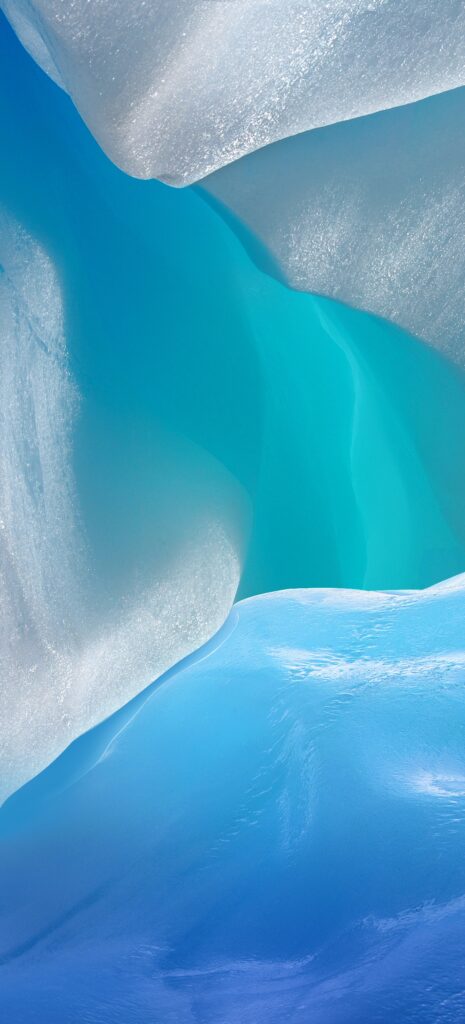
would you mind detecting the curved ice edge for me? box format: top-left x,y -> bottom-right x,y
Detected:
4,570 -> 465,822
0,608 -> 240,822
2,3 -> 465,185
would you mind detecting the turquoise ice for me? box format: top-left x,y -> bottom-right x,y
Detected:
2,7 -> 465,1023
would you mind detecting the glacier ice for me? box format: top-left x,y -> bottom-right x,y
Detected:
0,211 -> 242,804
2,577 -> 465,1021
2,1 -> 465,184
204,85 -> 465,365
2,9 -> 465,1016
3,11 -> 465,801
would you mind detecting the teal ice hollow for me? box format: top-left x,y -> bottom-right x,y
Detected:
2,578 -> 465,1021
2,13 -> 465,798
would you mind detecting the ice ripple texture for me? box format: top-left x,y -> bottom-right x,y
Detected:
1,1 -> 465,183
2,579 -> 465,1022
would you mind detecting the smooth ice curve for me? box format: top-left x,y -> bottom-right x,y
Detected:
2,575 -> 465,1020
2,1 -> 465,184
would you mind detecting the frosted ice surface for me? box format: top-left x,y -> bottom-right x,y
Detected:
205,86 -> 465,365
0,2 -> 63,88
0,213 -> 241,804
2,1 -> 465,183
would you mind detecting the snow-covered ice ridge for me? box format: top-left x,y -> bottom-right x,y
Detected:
2,1 -> 465,184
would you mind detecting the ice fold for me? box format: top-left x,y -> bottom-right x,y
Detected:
204,86 -> 465,364
2,1 -> 465,183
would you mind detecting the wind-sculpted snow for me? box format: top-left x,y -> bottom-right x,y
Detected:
2,1 -> 465,184
2,580 -> 465,1021
204,85 -> 465,365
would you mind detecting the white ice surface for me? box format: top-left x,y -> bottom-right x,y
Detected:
204,86 -> 465,365
2,1 -> 465,183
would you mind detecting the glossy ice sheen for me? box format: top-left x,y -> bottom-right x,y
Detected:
2,579 -> 465,1021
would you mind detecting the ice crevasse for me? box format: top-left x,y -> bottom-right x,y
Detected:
3,1 -> 465,365
2,13 -> 465,801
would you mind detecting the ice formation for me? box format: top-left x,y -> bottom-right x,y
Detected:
205,85 -> 465,365
0,210 -> 241,803
2,12 -> 465,803
2,578 -> 465,1020
2,1 -> 465,184
2,6 -> 465,1019
4,3 -> 465,363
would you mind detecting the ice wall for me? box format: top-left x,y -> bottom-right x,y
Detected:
2,1 -> 465,183
0,211 -> 241,803
2,578 -> 465,1020
0,16 -> 252,802
204,85 -> 465,365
